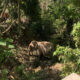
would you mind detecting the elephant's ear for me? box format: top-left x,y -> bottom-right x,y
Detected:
35,42 -> 38,49
33,41 -> 38,49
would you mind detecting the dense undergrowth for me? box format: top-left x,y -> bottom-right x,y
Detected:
0,0 -> 80,80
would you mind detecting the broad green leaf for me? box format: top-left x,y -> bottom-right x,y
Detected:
8,45 -> 14,48
6,38 -> 13,43
0,41 -> 6,46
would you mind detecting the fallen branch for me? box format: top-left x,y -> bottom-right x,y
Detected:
2,20 -> 16,34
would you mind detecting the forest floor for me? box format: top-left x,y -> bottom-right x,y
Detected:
0,45 -> 64,80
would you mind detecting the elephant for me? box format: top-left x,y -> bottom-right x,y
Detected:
28,40 -> 54,59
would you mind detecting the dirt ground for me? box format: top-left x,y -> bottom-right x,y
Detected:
0,45 -> 63,80
14,46 -> 63,80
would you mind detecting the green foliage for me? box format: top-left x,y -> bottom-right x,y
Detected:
71,0 -> 80,7
0,38 -> 14,63
17,64 -> 24,75
0,69 -> 9,80
21,0 -> 41,21
21,70 -> 46,80
45,0 -> 80,47
71,22 -> 80,47
53,45 -> 80,76
48,0 -> 79,28
54,45 -> 74,63
30,19 -> 53,40
0,0 -> 80,79
30,21 -> 41,38
10,10 -> 18,19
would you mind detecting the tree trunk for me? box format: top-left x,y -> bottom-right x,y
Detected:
18,0 -> 21,24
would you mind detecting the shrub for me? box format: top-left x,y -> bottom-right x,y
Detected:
71,22 -> 80,48
0,38 -> 14,63
0,69 -> 9,80
53,45 -> 80,76
30,20 -> 53,40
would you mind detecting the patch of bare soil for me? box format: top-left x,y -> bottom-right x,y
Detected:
33,63 -> 63,80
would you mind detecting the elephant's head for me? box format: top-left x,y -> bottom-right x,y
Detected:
28,40 -> 38,52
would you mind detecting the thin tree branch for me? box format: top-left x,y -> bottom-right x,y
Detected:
2,20 -> 16,34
